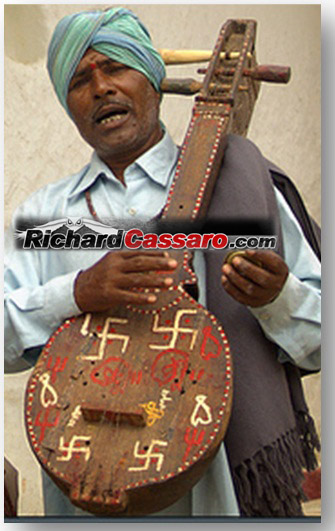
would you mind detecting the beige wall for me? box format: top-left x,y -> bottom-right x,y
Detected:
5,4 -> 320,225
4,4 -> 321,516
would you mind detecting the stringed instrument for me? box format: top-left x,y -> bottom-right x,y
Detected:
25,20 -> 290,515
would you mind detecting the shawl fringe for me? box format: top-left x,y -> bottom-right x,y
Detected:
295,410 -> 321,471
232,429 -> 312,517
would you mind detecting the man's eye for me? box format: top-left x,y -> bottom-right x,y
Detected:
69,76 -> 90,92
104,64 -> 128,75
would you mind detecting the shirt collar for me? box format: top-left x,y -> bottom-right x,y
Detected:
132,128 -> 179,187
68,129 -> 179,198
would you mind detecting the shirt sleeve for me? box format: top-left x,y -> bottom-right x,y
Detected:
4,223 -> 82,365
249,187 -> 321,371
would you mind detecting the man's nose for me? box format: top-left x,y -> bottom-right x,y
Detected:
91,69 -> 117,98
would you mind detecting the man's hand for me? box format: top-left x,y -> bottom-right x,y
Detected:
221,250 -> 289,307
74,251 -> 178,312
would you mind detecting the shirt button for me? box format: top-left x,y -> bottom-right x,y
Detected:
128,207 -> 137,216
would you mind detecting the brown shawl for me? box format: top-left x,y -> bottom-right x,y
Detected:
204,134 -> 320,516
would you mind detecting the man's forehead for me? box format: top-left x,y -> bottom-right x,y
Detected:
75,49 -> 125,72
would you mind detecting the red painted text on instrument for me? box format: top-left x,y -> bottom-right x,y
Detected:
46,355 -> 69,383
151,349 -> 189,392
183,427 -> 206,462
200,326 -> 222,361
90,357 -> 143,394
34,407 -> 61,442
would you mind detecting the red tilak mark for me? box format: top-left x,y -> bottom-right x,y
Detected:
200,326 -> 222,361
89,62 -> 97,71
34,408 -> 60,443
183,427 -> 205,462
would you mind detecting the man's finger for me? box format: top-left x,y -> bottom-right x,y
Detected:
244,250 -> 286,274
117,272 -> 174,289
227,257 -> 273,288
222,264 -> 259,295
118,250 -> 169,259
116,289 -> 157,305
121,255 -> 178,273
221,275 -> 251,305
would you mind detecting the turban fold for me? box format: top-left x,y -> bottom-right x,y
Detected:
47,7 -> 166,114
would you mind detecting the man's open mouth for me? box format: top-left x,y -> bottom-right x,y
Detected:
94,104 -> 130,126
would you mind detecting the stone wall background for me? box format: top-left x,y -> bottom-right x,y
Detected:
4,4 -> 321,516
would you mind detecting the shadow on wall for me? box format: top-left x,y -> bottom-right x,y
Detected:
4,5 -> 48,64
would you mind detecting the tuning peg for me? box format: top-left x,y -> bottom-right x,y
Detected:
198,65 -> 291,84
159,49 -> 253,64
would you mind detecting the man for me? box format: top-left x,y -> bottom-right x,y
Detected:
5,7 -> 321,518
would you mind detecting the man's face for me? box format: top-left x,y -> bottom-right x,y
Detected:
67,49 -> 162,168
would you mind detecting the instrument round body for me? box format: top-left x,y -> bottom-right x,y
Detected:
25,251 -> 232,515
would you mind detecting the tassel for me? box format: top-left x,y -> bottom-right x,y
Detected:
295,411 -> 321,471
232,429 -> 306,516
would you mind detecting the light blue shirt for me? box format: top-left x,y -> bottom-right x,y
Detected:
5,130 -> 321,517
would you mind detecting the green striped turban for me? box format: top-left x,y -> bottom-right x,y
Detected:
47,7 -> 166,115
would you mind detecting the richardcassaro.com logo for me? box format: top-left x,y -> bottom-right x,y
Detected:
15,217 -> 276,251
